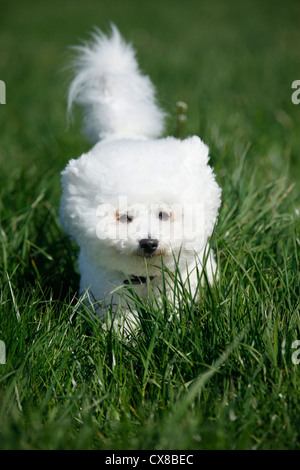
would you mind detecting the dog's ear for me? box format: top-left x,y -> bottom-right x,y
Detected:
59,160 -> 81,241
181,135 -> 210,169
178,136 -> 222,235
59,156 -> 99,242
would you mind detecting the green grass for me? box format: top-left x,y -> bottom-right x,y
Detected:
0,0 -> 299,450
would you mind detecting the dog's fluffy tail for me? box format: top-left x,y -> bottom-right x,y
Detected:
67,25 -> 165,142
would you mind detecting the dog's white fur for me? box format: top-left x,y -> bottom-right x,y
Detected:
60,26 -> 221,326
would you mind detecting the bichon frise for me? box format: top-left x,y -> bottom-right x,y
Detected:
59,26 -> 221,329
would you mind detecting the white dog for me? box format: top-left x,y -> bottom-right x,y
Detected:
59,26 -> 221,328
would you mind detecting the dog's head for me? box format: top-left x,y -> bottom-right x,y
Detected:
59,136 -> 221,274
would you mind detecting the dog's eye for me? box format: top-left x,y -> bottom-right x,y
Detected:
159,211 -> 170,221
117,213 -> 132,223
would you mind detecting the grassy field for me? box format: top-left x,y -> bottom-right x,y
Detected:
0,0 -> 299,450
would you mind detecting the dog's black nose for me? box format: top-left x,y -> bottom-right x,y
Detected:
139,238 -> 159,255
